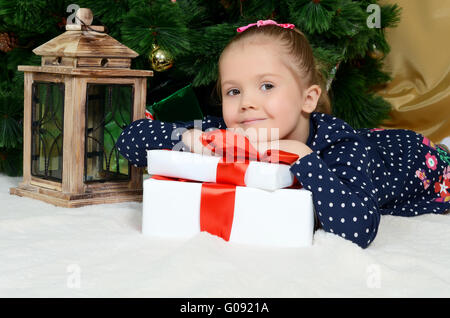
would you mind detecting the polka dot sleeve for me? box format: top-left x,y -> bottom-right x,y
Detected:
115,116 -> 226,167
290,136 -> 381,249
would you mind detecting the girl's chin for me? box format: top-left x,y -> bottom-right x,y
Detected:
235,131 -> 281,143
225,122 -> 283,142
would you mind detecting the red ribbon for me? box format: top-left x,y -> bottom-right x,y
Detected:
145,109 -> 154,120
201,129 -> 299,187
216,160 -> 248,186
150,175 -> 236,241
199,183 -> 236,241
201,129 -> 258,162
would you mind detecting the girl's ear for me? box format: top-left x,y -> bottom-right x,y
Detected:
301,84 -> 321,113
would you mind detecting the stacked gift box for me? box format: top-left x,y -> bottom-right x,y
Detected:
142,144 -> 317,248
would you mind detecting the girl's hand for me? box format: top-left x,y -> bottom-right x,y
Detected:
255,140 -> 313,164
181,129 -> 313,163
181,129 -> 213,156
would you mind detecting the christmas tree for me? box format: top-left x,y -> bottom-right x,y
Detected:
0,0 -> 401,176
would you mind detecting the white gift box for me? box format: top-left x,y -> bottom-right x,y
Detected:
147,150 -> 295,191
142,177 -> 315,248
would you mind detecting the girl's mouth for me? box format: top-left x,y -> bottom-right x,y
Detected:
241,118 -> 266,125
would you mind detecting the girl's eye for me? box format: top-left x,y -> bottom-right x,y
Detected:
226,89 -> 240,96
261,83 -> 274,91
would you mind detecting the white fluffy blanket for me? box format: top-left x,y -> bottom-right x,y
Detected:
1,172 -> 450,298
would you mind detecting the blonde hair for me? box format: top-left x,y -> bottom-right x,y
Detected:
215,24 -> 331,114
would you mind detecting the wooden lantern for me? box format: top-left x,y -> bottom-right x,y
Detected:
10,8 -> 153,207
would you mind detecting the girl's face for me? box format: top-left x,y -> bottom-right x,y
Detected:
219,37 -> 318,142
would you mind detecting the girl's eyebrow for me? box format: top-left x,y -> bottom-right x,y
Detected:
222,73 -> 281,86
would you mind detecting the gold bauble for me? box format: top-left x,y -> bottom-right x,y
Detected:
150,44 -> 174,72
368,44 -> 385,60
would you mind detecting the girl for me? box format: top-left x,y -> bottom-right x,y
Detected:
117,20 -> 450,249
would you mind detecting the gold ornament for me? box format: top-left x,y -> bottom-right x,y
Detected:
368,44 -> 385,60
150,44 -> 174,72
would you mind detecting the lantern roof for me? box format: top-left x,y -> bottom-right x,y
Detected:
18,8 -> 153,76
33,8 -> 138,59
33,30 -> 138,59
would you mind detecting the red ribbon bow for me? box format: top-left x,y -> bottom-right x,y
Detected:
200,129 -> 299,165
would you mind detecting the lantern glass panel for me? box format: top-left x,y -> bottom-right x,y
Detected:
85,84 -> 133,183
31,82 -> 65,182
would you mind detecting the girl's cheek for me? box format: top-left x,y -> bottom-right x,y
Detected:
221,106 -> 235,127
262,104 -> 278,119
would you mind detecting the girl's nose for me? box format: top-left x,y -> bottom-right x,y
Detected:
240,100 -> 258,111
240,104 -> 254,111
239,91 -> 259,111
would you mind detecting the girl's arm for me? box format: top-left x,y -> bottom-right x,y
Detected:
289,135 -> 381,249
115,116 -> 226,167
255,140 -> 314,160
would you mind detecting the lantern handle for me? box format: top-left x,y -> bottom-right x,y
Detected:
75,8 -> 93,26
66,8 -> 107,33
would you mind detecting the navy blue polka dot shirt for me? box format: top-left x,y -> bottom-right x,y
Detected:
116,112 -> 450,248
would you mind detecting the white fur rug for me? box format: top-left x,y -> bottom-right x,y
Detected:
1,171 -> 450,297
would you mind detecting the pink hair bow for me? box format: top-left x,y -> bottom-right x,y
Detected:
236,19 -> 295,33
